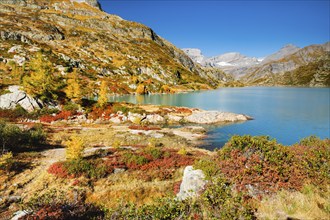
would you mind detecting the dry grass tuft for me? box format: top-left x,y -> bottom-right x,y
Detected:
256,185 -> 330,220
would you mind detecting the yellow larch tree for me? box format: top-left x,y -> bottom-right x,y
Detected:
98,80 -> 109,108
65,135 -> 85,161
65,68 -> 82,103
22,52 -> 58,101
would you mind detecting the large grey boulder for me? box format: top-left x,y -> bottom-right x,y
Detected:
184,110 -> 251,124
176,166 -> 207,200
0,86 -> 43,112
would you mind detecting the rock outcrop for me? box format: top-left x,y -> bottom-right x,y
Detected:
184,110 -> 252,124
176,166 -> 207,200
0,86 -> 43,111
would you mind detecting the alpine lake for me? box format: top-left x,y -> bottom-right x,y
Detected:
110,87 -> 330,150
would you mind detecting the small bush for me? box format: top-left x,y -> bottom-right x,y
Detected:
49,159 -> 109,180
123,152 -> 149,167
26,189 -> 104,219
177,147 -> 188,155
112,104 -> 129,114
67,159 -> 107,179
0,152 -> 13,171
144,147 -> 163,160
47,162 -> 69,178
65,135 -> 85,161
63,102 -> 80,111
0,121 -> 46,152
0,105 -> 28,120
194,158 -> 219,179
28,124 -> 46,145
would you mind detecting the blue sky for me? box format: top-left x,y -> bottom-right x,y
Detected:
99,0 -> 330,58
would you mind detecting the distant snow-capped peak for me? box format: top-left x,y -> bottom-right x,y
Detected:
181,48 -> 205,64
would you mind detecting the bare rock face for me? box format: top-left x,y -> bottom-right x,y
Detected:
0,86 -> 43,112
176,166 -> 207,200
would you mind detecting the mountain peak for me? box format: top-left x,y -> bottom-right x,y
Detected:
182,48 -> 205,64
281,44 -> 299,49
263,44 -> 300,63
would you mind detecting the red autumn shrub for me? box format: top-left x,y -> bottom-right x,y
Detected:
199,135 -> 330,195
88,105 -> 113,120
40,111 -> 75,123
47,162 -> 69,178
103,148 -> 195,181
25,203 -> 105,219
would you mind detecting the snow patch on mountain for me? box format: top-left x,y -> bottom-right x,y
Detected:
181,48 -> 205,64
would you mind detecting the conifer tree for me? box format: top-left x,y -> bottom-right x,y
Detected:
98,80 -> 109,108
136,84 -> 146,95
22,52 -> 58,101
65,68 -> 82,103
65,135 -> 84,161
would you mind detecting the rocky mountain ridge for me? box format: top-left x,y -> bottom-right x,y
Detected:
183,42 -> 330,86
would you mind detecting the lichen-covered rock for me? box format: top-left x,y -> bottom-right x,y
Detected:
0,86 -> 43,112
176,166 -> 207,200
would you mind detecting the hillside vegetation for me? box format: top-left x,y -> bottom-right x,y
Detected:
0,0 -> 229,104
0,119 -> 329,219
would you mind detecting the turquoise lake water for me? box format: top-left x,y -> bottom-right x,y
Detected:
110,87 -> 330,149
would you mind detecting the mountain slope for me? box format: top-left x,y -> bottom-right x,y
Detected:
241,42 -> 330,86
261,44 -> 300,63
0,0 -> 227,102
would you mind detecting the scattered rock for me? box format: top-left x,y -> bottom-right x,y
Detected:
11,210 -> 30,220
145,114 -> 165,124
114,168 -> 126,174
176,166 -> 207,200
8,195 -> 21,203
109,116 -> 122,124
166,114 -> 183,123
8,45 -> 22,53
127,112 -> 144,123
0,85 -> 43,111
